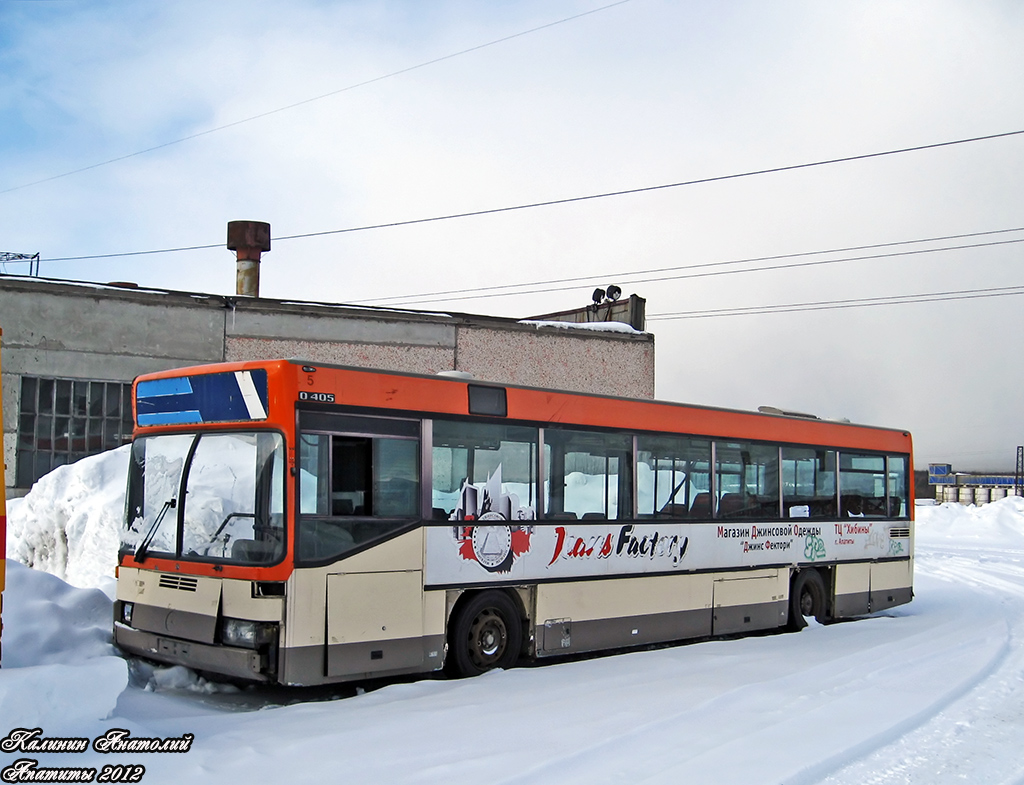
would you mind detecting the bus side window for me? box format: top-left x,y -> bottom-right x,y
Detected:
432,421 -> 539,521
715,442 -> 780,519
782,447 -> 837,519
374,438 -> 419,516
299,433 -> 331,516
544,428 -> 632,520
297,420 -> 420,564
839,453 -> 887,517
301,432 -> 419,519
887,455 -> 908,518
332,437 -> 371,515
636,435 -> 711,519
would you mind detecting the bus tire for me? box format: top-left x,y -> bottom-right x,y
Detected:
788,569 -> 827,631
446,591 -> 522,678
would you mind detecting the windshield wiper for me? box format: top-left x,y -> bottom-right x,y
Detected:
194,512 -> 258,558
135,498 -> 176,563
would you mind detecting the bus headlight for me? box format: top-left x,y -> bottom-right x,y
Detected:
121,602 -> 134,625
220,618 -> 278,649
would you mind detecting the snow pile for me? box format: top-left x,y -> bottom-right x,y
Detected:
0,561 -> 127,729
915,494 -> 1024,549
3,452 -> 1024,782
5,445 -> 129,591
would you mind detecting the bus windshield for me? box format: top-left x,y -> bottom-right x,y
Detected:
122,431 -> 286,565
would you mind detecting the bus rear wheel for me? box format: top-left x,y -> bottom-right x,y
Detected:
788,569 -> 827,631
446,591 -> 522,678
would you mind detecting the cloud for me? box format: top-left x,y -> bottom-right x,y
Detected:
1,0 -> 1023,468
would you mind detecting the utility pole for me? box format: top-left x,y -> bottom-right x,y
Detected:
1016,446 -> 1023,498
0,252 -> 40,276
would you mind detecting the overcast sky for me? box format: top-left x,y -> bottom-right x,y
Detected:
2,0 -> 1023,471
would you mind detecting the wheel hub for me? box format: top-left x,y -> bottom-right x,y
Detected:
800,589 -> 815,617
469,609 -> 507,666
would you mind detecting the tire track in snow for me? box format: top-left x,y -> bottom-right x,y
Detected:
807,543 -> 1024,785
485,573 -> 1008,785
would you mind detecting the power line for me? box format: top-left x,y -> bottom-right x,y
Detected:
273,129 -> 1024,241
372,236 -> 1024,306
356,225 -> 1024,305
38,242 -> 223,263
647,284 -> 1024,321
1,0 -> 634,196
35,128 -> 1024,264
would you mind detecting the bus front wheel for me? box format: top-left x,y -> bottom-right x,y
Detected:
788,569 -> 827,631
446,591 -> 522,678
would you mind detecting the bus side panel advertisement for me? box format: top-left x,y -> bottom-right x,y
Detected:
424,519 -> 909,585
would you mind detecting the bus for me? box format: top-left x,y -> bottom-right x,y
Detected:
113,359 -> 913,685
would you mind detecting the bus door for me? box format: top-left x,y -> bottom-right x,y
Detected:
295,411 -> 427,677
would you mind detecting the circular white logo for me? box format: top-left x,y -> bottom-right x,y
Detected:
471,524 -> 513,570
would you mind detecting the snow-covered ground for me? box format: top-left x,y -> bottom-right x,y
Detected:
4,450 -> 1024,784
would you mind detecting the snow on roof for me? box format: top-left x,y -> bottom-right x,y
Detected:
517,319 -> 647,334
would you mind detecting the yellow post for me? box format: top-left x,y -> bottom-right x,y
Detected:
0,325 -> 6,665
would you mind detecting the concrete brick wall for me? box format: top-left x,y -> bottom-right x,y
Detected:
455,325 -> 654,398
226,337 -> 453,375
222,303 -> 458,375
0,286 -> 226,378
1,278 -> 655,492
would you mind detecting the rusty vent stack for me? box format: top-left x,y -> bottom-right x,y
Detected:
227,220 -> 271,297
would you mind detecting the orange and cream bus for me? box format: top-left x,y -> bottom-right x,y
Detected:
113,359 -> 913,685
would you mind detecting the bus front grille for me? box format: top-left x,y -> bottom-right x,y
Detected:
158,575 -> 199,592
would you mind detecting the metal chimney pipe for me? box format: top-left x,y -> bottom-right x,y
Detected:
226,220 -> 271,297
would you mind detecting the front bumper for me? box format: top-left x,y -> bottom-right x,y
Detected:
114,622 -> 271,683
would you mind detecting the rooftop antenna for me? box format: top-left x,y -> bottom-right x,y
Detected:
0,252 -> 40,276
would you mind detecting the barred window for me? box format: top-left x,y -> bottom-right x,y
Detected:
16,376 -> 133,488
